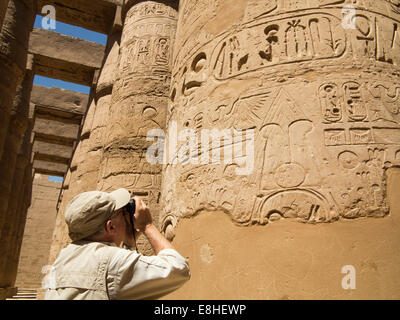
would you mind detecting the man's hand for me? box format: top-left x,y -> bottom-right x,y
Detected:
133,197 -> 153,232
132,196 -> 176,254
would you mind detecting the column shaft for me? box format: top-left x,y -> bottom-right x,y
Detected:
98,0 -> 179,254
0,55 -> 34,288
47,16 -> 123,262
0,0 -> 36,160
0,0 -> 9,31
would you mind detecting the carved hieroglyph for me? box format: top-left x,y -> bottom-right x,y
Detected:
160,0 -> 400,238
98,0 -> 178,251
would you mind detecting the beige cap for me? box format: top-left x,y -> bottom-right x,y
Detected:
65,188 -> 131,241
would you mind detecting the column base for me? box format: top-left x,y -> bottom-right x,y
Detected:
0,287 -> 17,300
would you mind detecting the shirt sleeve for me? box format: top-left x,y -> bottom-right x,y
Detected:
107,248 -> 190,300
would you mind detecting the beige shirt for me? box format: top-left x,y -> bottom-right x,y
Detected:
44,241 -> 190,300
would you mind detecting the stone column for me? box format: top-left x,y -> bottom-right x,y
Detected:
78,30 -> 122,193
0,53 -> 34,290
98,0 -> 178,254
46,132 -> 82,266
0,0 -> 36,160
160,0 -> 400,235
0,0 -> 9,30
0,49 -> 34,237
9,161 -> 34,287
46,9 -> 123,264
5,125 -> 34,288
160,0 -> 400,299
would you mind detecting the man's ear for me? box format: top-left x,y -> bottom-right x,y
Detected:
105,220 -> 115,234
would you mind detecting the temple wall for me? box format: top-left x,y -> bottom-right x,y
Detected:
15,174 -> 61,289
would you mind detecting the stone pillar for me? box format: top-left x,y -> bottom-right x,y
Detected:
6,136 -> 34,287
0,51 -> 34,237
0,54 -> 34,290
46,9 -> 123,264
0,0 -> 36,161
46,140 -> 81,267
78,30 -> 122,194
98,0 -> 178,254
161,0 -> 400,299
0,0 -> 9,30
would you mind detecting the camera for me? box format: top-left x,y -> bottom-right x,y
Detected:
125,195 -> 136,216
124,194 -> 139,251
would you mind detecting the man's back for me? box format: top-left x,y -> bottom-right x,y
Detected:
45,241 -> 190,300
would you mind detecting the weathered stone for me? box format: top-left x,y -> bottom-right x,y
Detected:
0,0 -> 9,31
158,0 -> 400,299
8,161 -> 34,287
36,0 -> 121,34
5,0 -> 400,300
33,160 -> 68,177
0,287 -> 17,300
0,0 -> 36,161
0,54 -> 34,247
2,134 -> 33,289
47,28 -> 122,261
32,141 -> 73,161
160,0 -> 400,235
29,29 -> 105,85
15,174 -> 61,289
33,118 -> 80,142
31,85 -> 88,116
98,0 -> 179,255
96,31 -> 121,97
164,168 -> 400,300
0,102 -> 34,290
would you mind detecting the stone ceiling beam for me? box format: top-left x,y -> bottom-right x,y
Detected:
33,118 -> 80,143
33,153 -> 70,165
33,159 -> 67,177
34,105 -> 83,125
33,132 -> 75,147
32,140 -> 73,161
31,85 -> 88,115
29,29 -> 105,86
36,0 -> 121,34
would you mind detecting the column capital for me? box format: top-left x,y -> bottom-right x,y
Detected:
121,0 -> 179,23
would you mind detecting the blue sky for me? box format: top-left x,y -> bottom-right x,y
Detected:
33,14 -> 108,95
33,15 -> 108,180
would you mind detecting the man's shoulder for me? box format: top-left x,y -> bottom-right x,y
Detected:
59,241 -> 127,258
56,241 -> 132,268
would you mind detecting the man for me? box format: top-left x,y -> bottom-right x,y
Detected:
44,188 -> 190,300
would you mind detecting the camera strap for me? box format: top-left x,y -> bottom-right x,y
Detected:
129,209 -> 139,252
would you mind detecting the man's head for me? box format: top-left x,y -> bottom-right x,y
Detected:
65,189 -> 134,246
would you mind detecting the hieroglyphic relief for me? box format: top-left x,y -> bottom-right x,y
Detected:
320,79 -> 400,146
159,1 -> 400,238
243,0 -> 400,22
98,1 -> 178,247
125,0 -> 177,21
318,77 -> 400,218
119,24 -> 174,78
170,5 -> 400,94
161,75 -> 400,236
213,13 -> 346,79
